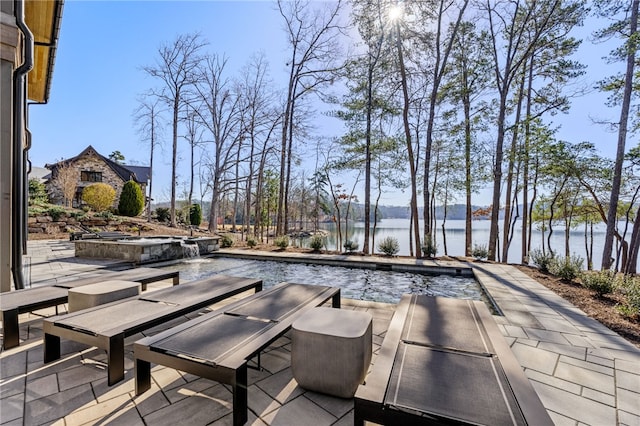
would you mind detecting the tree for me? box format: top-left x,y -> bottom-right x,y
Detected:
52,160 -> 77,208
483,0 -> 586,261
595,0 -> 639,270
276,0 -> 345,236
143,33 -> 207,227
28,178 -> 48,205
133,93 -> 164,221
108,151 -> 125,164
82,183 -> 116,212
118,180 -> 145,217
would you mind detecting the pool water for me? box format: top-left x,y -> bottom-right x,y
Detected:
159,257 -> 484,304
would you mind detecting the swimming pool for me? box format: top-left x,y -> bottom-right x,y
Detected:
158,257 -> 484,304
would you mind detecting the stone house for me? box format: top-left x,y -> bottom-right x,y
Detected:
45,145 -> 150,210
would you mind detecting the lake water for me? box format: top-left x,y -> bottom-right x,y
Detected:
160,256 -> 483,304
294,219 -> 637,271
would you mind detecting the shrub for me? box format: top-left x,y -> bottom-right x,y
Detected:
189,204 -> 202,226
274,236 -> 289,250
118,181 -> 144,217
344,240 -> 359,253
471,243 -> 489,260
421,238 -> 437,258
28,178 -> 48,205
580,270 -> 616,296
46,206 -> 67,221
309,235 -> 324,251
155,207 -> 170,223
82,183 -> 115,212
377,236 -> 399,256
220,234 -> 234,248
95,210 -> 115,221
530,249 -> 556,273
549,254 -> 583,281
617,275 -> 640,318
246,236 -> 257,248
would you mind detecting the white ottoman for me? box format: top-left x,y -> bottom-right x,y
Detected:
68,280 -> 141,312
292,307 -> 372,398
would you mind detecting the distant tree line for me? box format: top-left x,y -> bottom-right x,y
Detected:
135,0 -> 638,274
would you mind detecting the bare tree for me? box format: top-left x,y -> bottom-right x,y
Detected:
52,160 -> 77,208
133,93 -> 165,221
276,0 -> 345,236
191,54 -> 243,232
142,33 -> 207,227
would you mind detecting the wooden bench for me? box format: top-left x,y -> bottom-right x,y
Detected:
1,267 -> 179,350
43,275 -> 262,385
354,295 -> 553,426
134,282 -> 341,426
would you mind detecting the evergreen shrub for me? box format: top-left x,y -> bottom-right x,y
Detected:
377,236 -> 399,256
189,204 -> 202,226
118,181 -> 144,217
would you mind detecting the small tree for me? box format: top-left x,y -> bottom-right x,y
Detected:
82,183 -> 116,212
189,204 -> 202,226
54,161 -> 77,208
118,180 -> 144,217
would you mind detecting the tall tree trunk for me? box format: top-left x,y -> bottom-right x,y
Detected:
602,0 -> 638,270
395,21 -> 421,259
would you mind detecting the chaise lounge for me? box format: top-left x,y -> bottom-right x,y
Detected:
43,275 -> 262,385
134,282 -> 341,426
1,267 -> 179,350
354,294 -> 553,425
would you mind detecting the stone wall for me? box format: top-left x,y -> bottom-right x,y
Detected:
27,212 -> 150,236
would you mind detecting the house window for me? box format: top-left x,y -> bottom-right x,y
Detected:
81,171 -> 102,182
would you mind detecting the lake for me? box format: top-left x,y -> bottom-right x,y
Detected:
292,218 -> 637,271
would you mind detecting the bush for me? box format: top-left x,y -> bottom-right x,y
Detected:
46,206 -> 67,221
246,236 -> 257,248
344,240 -> 359,253
309,235 -> 324,251
220,234 -> 234,248
530,249 -> 556,273
95,210 -> 115,220
471,243 -> 489,260
118,181 -> 144,217
189,204 -> 202,226
82,183 -> 116,212
580,270 -> 616,296
155,207 -> 170,223
549,254 -> 583,281
28,178 -> 48,205
421,238 -> 437,258
377,236 -> 399,256
617,275 -> 640,318
274,235 -> 289,250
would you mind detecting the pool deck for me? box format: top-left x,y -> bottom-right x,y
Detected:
1,240 -> 639,425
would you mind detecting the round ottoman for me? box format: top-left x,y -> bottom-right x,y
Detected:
291,307 -> 373,398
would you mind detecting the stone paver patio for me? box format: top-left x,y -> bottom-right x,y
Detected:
1,240 -> 639,425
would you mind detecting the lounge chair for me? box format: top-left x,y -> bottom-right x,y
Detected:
1,267 -> 179,350
354,294 -> 553,425
43,275 -> 262,385
134,282 -> 341,426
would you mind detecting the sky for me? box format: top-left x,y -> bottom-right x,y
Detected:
28,1 -> 630,208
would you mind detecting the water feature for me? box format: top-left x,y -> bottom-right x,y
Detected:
74,236 -> 218,263
158,256 -> 484,305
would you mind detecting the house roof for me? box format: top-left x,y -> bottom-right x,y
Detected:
25,0 -> 64,104
45,145 -> 151,184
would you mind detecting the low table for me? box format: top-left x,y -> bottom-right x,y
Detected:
292,307 -> 372,398
354,295 -> 553,425
68,280 -> 140,312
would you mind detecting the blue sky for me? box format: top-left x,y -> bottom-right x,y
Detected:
28,1 -> 627,207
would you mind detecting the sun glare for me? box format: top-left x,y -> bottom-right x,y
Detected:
388,5 -> 403,22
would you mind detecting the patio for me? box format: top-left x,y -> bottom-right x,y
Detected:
1,240 -> 639,425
